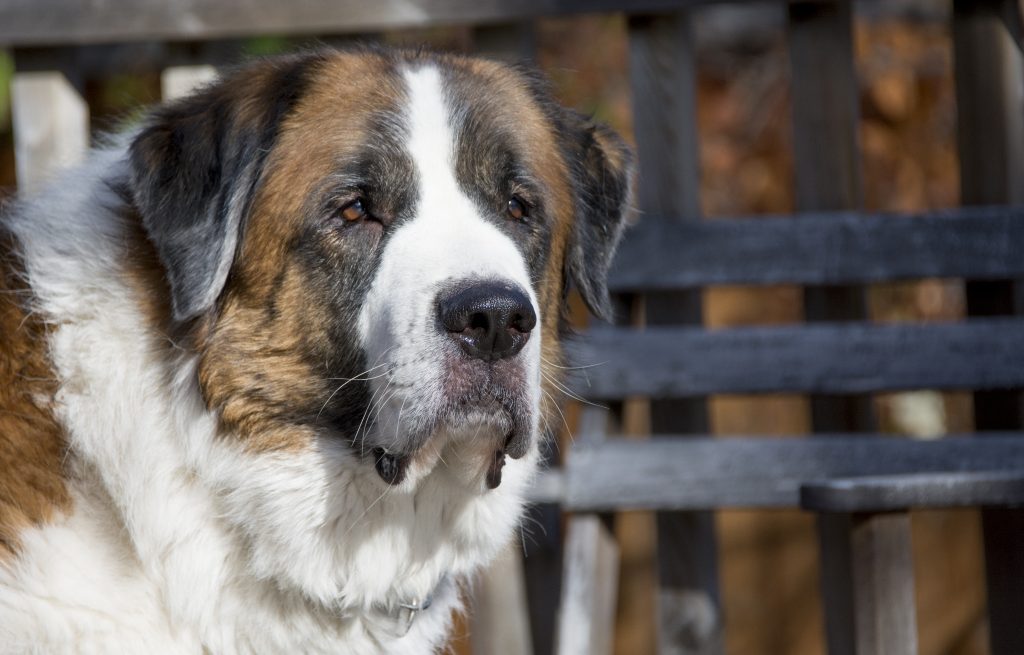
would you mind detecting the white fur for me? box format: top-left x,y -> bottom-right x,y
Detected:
0,62 -> 540,654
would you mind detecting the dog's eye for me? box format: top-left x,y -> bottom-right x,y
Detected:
340,198 -> 368,222
506,197 -> 528,221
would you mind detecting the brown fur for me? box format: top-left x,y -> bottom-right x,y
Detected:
0,234 -> 71,560
196,52 -> 406,452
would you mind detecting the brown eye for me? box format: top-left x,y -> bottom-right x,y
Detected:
340,198 -> 367,222
507,197 -> 528,221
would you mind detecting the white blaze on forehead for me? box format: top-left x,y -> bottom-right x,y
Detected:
394,64 -> 535,286
404,65 -> 457,200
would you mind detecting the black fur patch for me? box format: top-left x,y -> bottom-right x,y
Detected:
514,65 -> 634,321
562,117 -> 633,320
129,52 -> 325,322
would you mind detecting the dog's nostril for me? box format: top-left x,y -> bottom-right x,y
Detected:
510,310 -> 536,333
436,281 -> 536,361
467,311 -> 490,332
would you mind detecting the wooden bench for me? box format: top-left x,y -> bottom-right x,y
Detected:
3,1 -> 1024,654
545,1 -> 1024,653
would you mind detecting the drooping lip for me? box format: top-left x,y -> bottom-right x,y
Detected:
446,387 -> 532,459
367,386 -> 533,488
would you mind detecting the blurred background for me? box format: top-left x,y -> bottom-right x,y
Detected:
0,0 -> 1000,653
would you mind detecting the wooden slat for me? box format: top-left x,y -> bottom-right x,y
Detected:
801,471 -> 1024,512
788,1 -> 861,213
953,0 -> 1024,206
628,10 -> 721,655
563,435 -> 1024,511
0,0 -> 711,47
788,5 -> 870,652
473,22 -> 537,61
555,514 -> 619,655
609,207 -> 1024,291
470,545 -> 534,655
13,42 -> 243,77
556,408 -> 617,655
788,0 -> 872,429
568,318 -> 1024,398
849,513 -> 918,655
161,64 -> 218,101
953,2 -> 1024,653
10,71 -> 88,192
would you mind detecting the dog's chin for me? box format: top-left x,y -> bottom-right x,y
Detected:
366,391 -> 534,492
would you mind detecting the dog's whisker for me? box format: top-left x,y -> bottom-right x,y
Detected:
316,363 -> 394,422
542,388 -> 574,445
541,370 -> 606,410
539,355 -> 608,372
353,379 -> 393,455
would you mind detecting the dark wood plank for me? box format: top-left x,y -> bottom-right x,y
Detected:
788,4 -> 871,647
953,0 -> 1024,207
801,471 -> 1024,512
788,0 -> 873,434
563,435 -> 1024,511
0,0 -> 713,47
788,1 -> 861,212
627,11 -> 721,655
979,507 -> 1024,655
817,514 -> 856,655
849,513 -> 918,655
954,2 -> 1024,653
567,318 -> 1024,398
472,22 -> 537,61
608,207 -> 1024,290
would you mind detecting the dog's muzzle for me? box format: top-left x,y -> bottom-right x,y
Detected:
370,280 -> 537,489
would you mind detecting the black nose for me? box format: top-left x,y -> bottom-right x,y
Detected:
437,281 -> 537,361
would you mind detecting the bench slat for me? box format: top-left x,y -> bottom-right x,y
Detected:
800,471 -> 1024,512
564,435 -> 1024,511
1,0 -> 706,47
609,207 -> 1024,290
567,317 -> 1024,398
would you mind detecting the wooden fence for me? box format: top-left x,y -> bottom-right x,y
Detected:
2,2 -> 1024,655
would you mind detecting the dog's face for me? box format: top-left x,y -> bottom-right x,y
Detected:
128,49 -> 630,603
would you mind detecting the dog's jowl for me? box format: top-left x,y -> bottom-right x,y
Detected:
0,48 -> 631,654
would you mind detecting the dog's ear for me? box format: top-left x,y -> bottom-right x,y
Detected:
562,113 -> 634,321
129,55 -> 317,322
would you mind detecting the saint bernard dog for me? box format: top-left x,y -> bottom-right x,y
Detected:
0,48 -> 631,654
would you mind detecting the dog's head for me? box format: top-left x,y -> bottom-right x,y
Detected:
128,49 -> 631,603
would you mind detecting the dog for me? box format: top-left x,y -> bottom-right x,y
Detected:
0,48 -> 631,654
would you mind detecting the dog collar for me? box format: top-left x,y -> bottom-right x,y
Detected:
363,576 -> 448,638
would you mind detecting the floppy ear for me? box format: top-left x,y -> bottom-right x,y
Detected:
129,55 -> 316,322
563,114 -> 634,321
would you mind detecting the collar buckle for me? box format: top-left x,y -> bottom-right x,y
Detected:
393,594 -> 433,637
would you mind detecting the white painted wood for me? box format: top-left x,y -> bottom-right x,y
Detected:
470,543 -> 534,655
555,514 -> 619,655
161,64 -> 218,100
11,71 -> 88,192
555,405 -> 616,655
